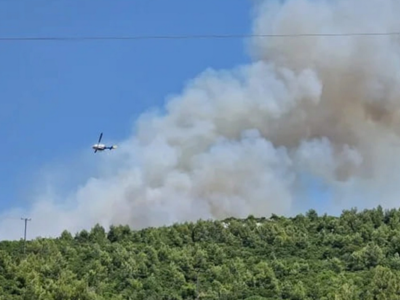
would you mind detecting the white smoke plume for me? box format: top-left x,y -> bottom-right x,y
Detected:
3,0 -> 400,240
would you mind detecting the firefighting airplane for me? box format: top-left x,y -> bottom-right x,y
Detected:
92,132 -> 118,153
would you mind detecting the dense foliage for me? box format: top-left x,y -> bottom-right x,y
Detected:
2,206 -> 400,299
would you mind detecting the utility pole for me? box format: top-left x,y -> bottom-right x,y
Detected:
21,217 -> 31,254
196,275 -> 200,300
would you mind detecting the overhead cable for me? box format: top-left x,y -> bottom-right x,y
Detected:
1,31 -> 400,41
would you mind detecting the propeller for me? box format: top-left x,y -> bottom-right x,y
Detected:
98,132 -> 103,144
94,132 -> 103,153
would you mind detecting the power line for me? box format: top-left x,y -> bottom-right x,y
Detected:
1,31 -> 400,42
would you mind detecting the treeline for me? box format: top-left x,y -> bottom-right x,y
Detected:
2,206 -> 400,299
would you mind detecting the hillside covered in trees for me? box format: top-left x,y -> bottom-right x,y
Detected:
2,206 -> 400,299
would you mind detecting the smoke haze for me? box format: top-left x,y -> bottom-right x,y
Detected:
3,0 -> 400,240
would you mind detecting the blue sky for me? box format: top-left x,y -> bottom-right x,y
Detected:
0,0 -> 252,211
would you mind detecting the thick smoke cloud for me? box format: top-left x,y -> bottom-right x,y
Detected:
2,0 -> 400,240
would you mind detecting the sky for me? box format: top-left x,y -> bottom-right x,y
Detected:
0,0 -> 252,212
3,0 -> 398,240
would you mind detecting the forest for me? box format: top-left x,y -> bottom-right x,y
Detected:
1,206 -> 400,299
